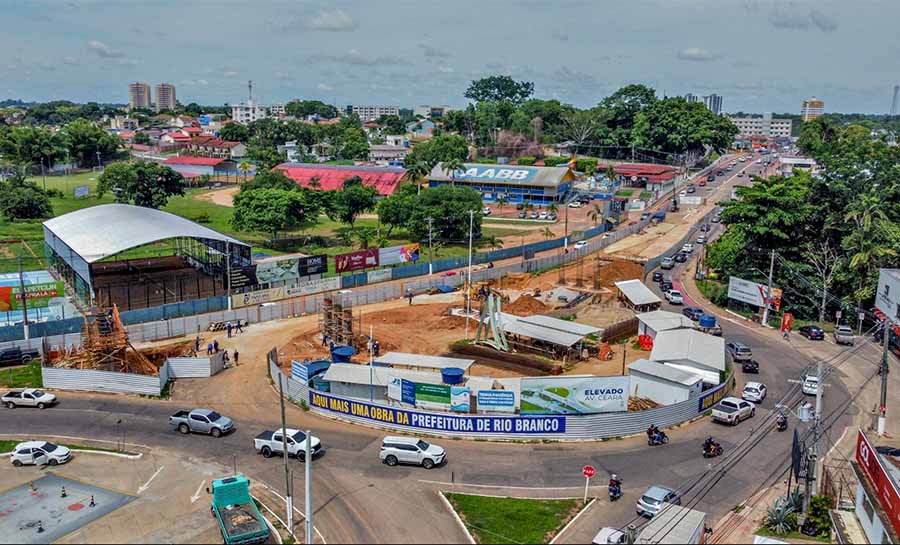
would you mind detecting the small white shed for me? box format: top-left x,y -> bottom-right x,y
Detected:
637,310 -> 695,339
628,359 -> 703,406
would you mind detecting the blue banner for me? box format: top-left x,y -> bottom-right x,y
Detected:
291,361 -> 309,382
309,391 -> 566,434
698,384 -> 728,412
401,379 -> 416,405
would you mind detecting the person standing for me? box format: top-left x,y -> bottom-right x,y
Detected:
236,321 -> 243,334
407,289 -> 414,305
234,351 -> 239,366
226,321 -> 233,338
213,339 -> 219,353
207,342 -> 213,356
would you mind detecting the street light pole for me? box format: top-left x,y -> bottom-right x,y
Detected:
465,210 -> 474,341
17,257 -> 29,340
879,317 -> 890,436
305,429 -> 313,545
278,375 -> 293,533
426,217 -> 434,276
761,249 -> 775,326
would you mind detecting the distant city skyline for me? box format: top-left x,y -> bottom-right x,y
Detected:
2,1 -> 899,113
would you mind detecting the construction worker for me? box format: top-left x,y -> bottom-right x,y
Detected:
213,339 -> 219,353
407,289 -> 414,305
226,321 -> 233,338
236,321 -> 244,334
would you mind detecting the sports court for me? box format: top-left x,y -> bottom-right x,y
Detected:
0,473 -> 134,544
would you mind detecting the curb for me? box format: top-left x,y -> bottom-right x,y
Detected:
549,498 -> 597,544
438,491 -> 476,545
251,493 -> 286,545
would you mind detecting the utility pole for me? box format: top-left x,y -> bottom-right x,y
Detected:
369,324 -> 374,402
805,359 -> 824,512
225,242 -> 232,311
426,217 -> 434,275
465,210 -> 474,341
563,201 -> 570,249
879,317 -> 890,436
305,429 -> 313,545
277,375 -> 293,533
761,249 -> 775,326
17,257 -> 29,340
40,157 -> 47,191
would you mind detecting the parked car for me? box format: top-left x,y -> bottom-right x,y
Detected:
741,382 -> 767,403
10,441 -> 71,467
660,281 -> 674,293
742,360 -> 760,374
696,235 -> 707,244
682,243 -> 694,253
652,271 -> 664,282
798,325 -> 825,341
641,212 -> 651,221
687,186 -> 696,193
682,307 -> 703,320
711,216 -> 721,223
698,179 -> 707,187
727,341 -> 753,362
716,170 -> 724,177
538,211 -> 549,220
170,409 -> 234,437
518,211 -> 527,218
548,213 -> 558,221
254,428 -> 322,461
0,347 -> 40,368
592,528 -> 626,545
834,325 -> 855,346
636,485 -> 680,518
380,436 -> 446,469
712,397 -> 755,425
574,240 -> 588,251
2,389 -> 57,409
482,207 -> 492,216
700,224 -> 710,232
802,375 -> 820,396
737,172 -> 744,178
529,211 -> 539,219
568,201 -> 583,208
665,290 -> 684,305
679,190 -> 687,197
660,257 -> 675,270
706,174 -> 715,182
674,252 -> 688,263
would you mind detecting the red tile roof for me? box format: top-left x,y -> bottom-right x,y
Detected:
182,127 -> 202,134
164,132 -> 191,141
165,156 -> 226,166
274,163 -> 406,196
598,162 -> 678,182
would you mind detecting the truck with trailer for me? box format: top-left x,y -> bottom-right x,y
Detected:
208,476 -> 269,545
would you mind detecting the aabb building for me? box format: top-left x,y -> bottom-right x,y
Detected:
427,163 -> 575,205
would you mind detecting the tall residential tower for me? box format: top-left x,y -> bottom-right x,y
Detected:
128,82 -> 151,110
155,83 -> 177,112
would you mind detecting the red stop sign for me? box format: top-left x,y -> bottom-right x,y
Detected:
583,465 -> 595,478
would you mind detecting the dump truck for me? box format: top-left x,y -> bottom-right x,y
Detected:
209,475 -> 269,545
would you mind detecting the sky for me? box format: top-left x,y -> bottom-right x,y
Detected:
2,0 -> 899,114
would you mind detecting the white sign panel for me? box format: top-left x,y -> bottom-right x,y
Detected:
232,276 -> 341,308
727,276 -> 782,308
520,376 -> 629,414
679,196 -> 703,205
366,269 -> 392,284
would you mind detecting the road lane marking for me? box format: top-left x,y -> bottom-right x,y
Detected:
138,465 -> 165,494
190,480 -> 206,503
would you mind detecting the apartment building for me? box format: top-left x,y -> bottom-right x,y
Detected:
128,82 -> 151,110
801,97 -> 824,121
345,105 -> 399,122
728,113 -> 793,138
231,100 -> 268,124
155,83 -> 177,112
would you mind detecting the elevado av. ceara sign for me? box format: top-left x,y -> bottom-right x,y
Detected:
309,391 -> 566,434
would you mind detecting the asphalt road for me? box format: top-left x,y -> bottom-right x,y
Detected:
3,154 -> 865,544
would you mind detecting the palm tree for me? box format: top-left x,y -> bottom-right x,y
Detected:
496,195 -> 508,215
403,159 -> 431,195
442,157 -> 464,186
238,160 -> 252,181
478,235 -> 504,251
588,203 -> 603,226
605,164 -> 617,184
542,227 -> 554,240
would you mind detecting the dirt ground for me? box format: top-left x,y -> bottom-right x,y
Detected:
195,185 -> 238,207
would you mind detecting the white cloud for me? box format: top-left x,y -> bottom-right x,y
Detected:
677,47 -> 719,62
317,83 -> 335,92
305,9 -> 357,31
223,70 -> 239,77
87,40 -> 124,58
437,65 -> 454,74
274,71 -> 290,80
770,6 -> 838,32
316,49 -> 408,66
418,43 -> 451,59
181,79 -> 209,86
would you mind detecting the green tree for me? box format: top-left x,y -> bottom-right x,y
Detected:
132,131 -> 151,145
403,158 -> 432,195
376,184 -> 416,235
631,98 -> 737,157
238,160 -> 252,181
97,161 -> 185,208
336,127 -> 369,160
376,115 -> 407,135
240,168 -> 297,192
59,118 -> 121,167
442,157 -> 464,186
0,126 -> 65,166
407,133 -> 468,166
478,235 -> 504,250
0,170 -> 53,220
329,177 -> 377,227
464,75 -> 534,105
407,185 -> 482,243
231,188 -> 318,240
588,203 -> 603,226
218,123 -> 250,143
246,140 -> 286,170
284,100 -> 338,119
495,195 -> 508,215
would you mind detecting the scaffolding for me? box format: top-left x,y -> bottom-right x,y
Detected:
51,305 -> 157,375
319,292 -> 360,347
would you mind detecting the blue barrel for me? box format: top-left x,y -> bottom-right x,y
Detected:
442,367 -> 465,385
699,314 -> 716,328
330,345 -> 356,363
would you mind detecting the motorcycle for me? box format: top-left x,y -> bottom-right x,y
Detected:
648,432 -> 669,446
608,484 -> 622,501
702,442 -> 723,458
776,414 -> 788,432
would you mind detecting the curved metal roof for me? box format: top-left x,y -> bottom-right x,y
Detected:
43,203 -> 248,263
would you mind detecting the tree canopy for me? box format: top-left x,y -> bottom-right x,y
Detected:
406,133 -> 468,166
0,170 -> 53,220
231,188 -> 320,240
465,76 -> 534,105
97,161 -> 185,208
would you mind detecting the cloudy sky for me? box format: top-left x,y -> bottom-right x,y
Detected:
2,0 -> 898,114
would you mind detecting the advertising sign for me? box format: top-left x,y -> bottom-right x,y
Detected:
455,166 -> 539,183
335,249 -> 379,273
401,379 -> 416,405
232,277 -> 341,308
256,254 -> 328,284
727,276 -> 783,310
520,376 -> 629,415
0,281 -> 65,311
73,185 -> 90,198
379,244 -> 420,266
309,391 -> 566,434
387,377 -> 402,402
476,390 -> 516,413
229,265 -> 258,290
366,269 -> 392,284
697,383 -> 728,412
857,429 -> 900,537
451,386 -> 471,413
781,312 -> 794,333
284,277 -> 341,298
415,383 -> 451,405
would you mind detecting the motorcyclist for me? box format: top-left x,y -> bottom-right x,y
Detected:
776,412 -> 788,429
646,425 -> 658,440
608,474 -> 622,497
703,436 -> 717,455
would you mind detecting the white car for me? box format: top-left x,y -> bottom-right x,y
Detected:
681,243 -> 694,253
538,211 -> 549,220
592,528 -> 626,544
10,441 -> 72,467
802,375 -> 820,396
665,290 -> 684,305
380,436 -> 446,469
679,190 -> 687,197
568,201 -> 583,208
742,382 -> 767,403
482,207 -> 491,216
574,240 -> 588,251
696,235 -> 707,244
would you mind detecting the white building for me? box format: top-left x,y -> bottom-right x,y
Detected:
269,103 -> 286,117
703,94 -> 723,115
627,359 -> 702,406
615,280 -> 662,312
368,144 -> 408,165
728,114 -> 793,138
346,105 -> 399,122
414,105 -> 454,118
231,100 -> 269,124
637,310 -> 695,339
649,329 -> 726,385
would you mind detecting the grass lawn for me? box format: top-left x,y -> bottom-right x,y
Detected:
445,493 -> 582,544
27,171 -> 104,197
755,527 -> 830,543
0,362 -> 43,388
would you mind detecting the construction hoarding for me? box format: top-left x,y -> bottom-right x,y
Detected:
335,249 -> 379,273
366,269 -> 392,284
256,254 -> 328,284
727,276 -> 783,310
379,244 -> 420,266
520,376 -> 629,415
0,281 -> 65,311
231,276 -> 341,308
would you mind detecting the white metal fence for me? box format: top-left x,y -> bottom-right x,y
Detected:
166,352 -> 225,379
42,362 -> 170,396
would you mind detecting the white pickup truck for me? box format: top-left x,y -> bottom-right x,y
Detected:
711,397 -> 755,425
254,428 -> 323,461
2,389 -> 57,409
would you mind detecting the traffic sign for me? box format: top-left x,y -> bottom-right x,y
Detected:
836,310 -> 842,320
582,465 -> 595,478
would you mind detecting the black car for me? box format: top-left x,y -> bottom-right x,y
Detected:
674,252 -> 688,263
717,170 -> 724,176
876,446 -> 900,457
798,325 -> 825,340
0,347 -> 40,368
742,360 -> 760,373
700,224 -> 710,232
652,271 -> 664,282
706,174 -> 715,182
682,307 -> 703,320
660,281 -> 673,292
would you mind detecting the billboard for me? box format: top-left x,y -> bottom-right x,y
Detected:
415,383 -> 451,404
309,391 -> 566,434
366,269 -> 392,284
229,265 -> 258,290
476,390 -> 516,413
256,254 -> 328,284
379,244 -> 421,266
231,276 -> 341,308
857,429 -> 900,537
0,282 -> 65,311
335,249 -> 379,273
451,386 -> 471,413
520,376 -> 629,415
388,378 -> 417,405
727,276 -> 783,310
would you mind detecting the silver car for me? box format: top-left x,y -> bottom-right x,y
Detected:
380,436 -> 446,469
636,485 -> 680,518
